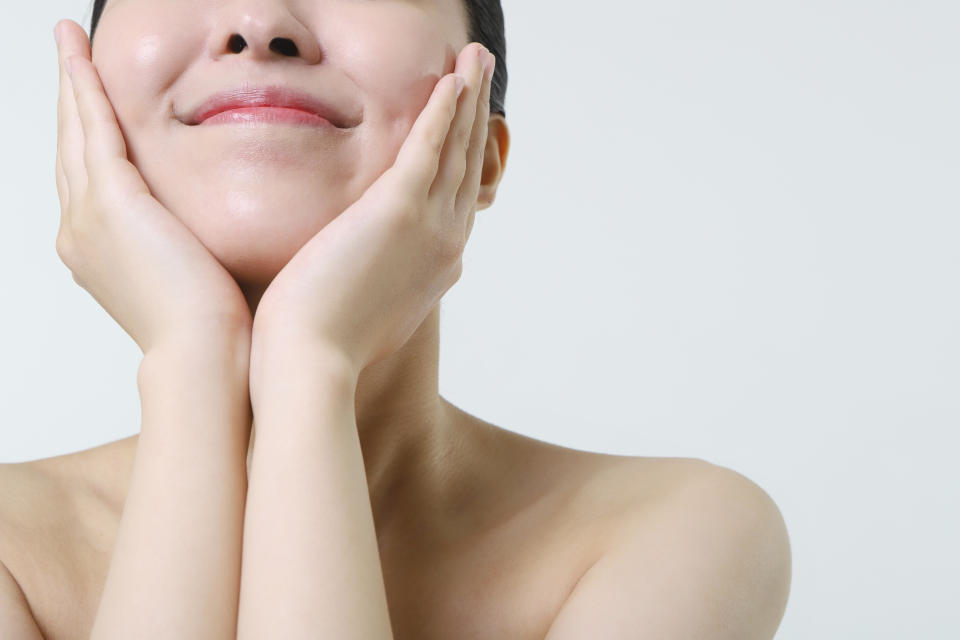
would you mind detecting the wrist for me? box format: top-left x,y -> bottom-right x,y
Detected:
249,335 -> 358,408
138,329 -> 252,391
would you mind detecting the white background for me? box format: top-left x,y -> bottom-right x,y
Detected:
2,1 -> 958,638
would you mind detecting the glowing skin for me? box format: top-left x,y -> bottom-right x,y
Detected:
91,0 -> 503,290
89,0 -> 510,517
15,4 -> 790,638
52,2 -> 511,635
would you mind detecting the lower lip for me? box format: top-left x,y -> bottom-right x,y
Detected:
199,106 -> 337,127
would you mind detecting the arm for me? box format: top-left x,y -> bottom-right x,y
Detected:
233,39 -> 493,640
53,21 -> 258,635
90,331 -> 252,639
544,465 -> 792,640
236,341 -> 393,639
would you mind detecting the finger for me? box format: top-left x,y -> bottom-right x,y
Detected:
67,54 -> 129,177
454,51 -> 494,220
56,33 -> 63,169
55,20 -> 90,205
428,43 -> 486,204
55,78 -> 69,214
391,71 -> 464,199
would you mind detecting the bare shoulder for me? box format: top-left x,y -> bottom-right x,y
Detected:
0,441 -> 132,588
586,453 -> 792,586
633,457 -> 792,572
0,439 -> 129,522
0,441 -> 136,638
0,460 -> 70,549
623,455 -> 788,522
560,448 -> 787,534
0,459 -> 73,616
543,452 -> 792,639
522,439 -> 738,518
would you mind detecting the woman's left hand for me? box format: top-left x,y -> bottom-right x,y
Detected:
250,43 -> 495,379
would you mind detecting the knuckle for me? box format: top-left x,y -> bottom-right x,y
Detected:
450,232 -> 467,258
54,229 -> 73,264
55,233 -> 87,290
70,195 -> 104,244
420,206 -> 443,238
85,177 -> 118,218
400,164 -> 430,196
393,196 -> 425,231
430,132 -> 446,159
421,212 -> 458,260
448,258 -> 464,287
455,154 -> 469,183
437,225 -> 466,262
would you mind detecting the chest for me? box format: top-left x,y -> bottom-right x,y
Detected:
20,499 -> 601,640
380,506 -> 599,639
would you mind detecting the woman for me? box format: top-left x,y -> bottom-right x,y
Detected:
0,1 -> 791,638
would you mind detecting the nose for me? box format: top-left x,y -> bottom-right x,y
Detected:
210,4 -> 321,64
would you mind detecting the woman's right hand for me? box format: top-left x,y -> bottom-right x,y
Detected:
54,19 -> 252,355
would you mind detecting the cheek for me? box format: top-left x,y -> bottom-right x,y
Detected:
92,2 -> 197,130
349,12 -> 458,121
348,19 -> 459,167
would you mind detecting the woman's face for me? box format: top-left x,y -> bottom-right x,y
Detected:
91,0 -> 470,288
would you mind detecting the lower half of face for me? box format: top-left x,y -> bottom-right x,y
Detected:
127,121 -> 393,289
92,0 -> 468,288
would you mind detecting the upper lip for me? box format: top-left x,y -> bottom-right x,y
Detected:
185,84 -> 357,128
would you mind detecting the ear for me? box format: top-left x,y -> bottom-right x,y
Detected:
476,113 -> 510,211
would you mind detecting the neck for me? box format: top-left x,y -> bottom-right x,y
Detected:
111,301 -> 475,540
242,302 -> 464,529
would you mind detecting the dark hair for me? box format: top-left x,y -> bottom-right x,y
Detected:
87,0 -> 507,117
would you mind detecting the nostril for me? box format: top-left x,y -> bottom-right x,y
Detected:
224,34 -> 298,57
270,38 -> 298,57
227,34 -> 245,53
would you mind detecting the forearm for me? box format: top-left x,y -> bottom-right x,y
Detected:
90,332 -> 252,640
237,342 -> 393,639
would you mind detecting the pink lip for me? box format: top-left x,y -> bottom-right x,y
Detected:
186,85 -> 356,128
199,106 -> 336,127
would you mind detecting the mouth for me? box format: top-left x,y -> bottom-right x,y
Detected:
184,84 -> 359,128
196,106 -> 339,127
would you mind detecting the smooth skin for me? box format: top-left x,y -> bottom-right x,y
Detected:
0,5 -> 791,638
52,13 -> 498,639
56,17 -> 255,639
237,45 -> 497,638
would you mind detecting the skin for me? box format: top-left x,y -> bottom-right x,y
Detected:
0,0 -> 793,637
85,0 -> 512,528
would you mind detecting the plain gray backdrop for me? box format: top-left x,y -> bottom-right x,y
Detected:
2,1 -> 958,638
